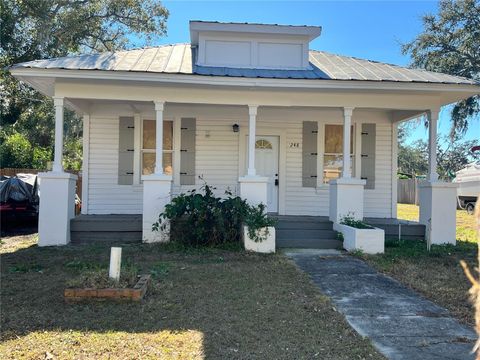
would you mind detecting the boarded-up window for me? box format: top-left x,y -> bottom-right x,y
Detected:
180,118 -> 196,185
141,120 -> 173,175
118,117 -> 134,185
302,121 -> 318,187
323,125 -> 354,184
360,123 -> 376,189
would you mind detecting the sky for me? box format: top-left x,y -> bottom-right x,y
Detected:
154,0 -> 479,145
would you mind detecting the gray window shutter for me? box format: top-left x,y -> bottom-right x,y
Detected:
302,121 -> 318,188
118,117 -> 134,185
180,118 -> 196,185
361,123 -> 376,189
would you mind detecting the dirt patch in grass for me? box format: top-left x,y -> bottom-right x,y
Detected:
65,266 -> 139,289
1,235 -> 383,359
361,204 -> 478,327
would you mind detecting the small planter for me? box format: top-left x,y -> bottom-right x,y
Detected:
64,274 -> 151,302
243,226 -> 276,253
333,223 -> 384,254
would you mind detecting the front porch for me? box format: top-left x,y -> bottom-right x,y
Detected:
31,81 -> 461,248
70,214 -> 425,246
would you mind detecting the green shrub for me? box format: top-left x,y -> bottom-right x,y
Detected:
152,183 -> 276,247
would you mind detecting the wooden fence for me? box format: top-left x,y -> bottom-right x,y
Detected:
397,178 -> 419,205
0,168 -> 83,199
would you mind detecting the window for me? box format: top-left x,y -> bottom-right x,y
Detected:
255,139 -> 273,149
323,125 -> 354,184
142,120 -> 173,175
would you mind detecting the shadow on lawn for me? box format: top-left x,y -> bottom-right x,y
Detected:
1,241 -> 381,359
0,216 -> 38,237
0,242 -> 242,358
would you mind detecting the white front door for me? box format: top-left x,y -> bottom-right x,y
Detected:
254,136 -> 279,213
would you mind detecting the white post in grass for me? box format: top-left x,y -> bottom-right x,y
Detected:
109,247 -> 122,282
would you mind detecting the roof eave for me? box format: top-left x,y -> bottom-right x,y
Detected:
10,67 -> 480,97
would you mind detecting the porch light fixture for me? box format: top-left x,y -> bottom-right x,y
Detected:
232,124 -> 239,133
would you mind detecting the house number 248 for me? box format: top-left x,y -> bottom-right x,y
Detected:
289,142 -> 300,148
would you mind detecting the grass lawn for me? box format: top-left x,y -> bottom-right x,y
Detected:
361,203 -> 478,327
1,235 -> 383,360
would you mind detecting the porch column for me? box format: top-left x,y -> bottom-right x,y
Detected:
239,104 -> 268,207
247,105 -> 258,176
329,107 -> 366,223
38,96 -> 77,246
142,100 -> 172,243
81,114 -> 90,214
342,107 -> 353,178
419,108 -> 457,245
53,97 -> 65,172
154,101 -> 165,175
427,109 -> 439,182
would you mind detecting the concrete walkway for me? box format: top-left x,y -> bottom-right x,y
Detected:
286,252 -> 477,360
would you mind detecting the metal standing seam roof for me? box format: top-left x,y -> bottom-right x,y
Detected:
10,43 -> 479,85
189,19 -> 320,28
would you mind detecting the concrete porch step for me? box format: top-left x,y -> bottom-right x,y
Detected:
271,215 -> 331,222
71,231 -> 142,244
276,229 -> 337,240
70,214 -> 142,244
71,214 -> 142,232
273,215 -> 340,249
277,238 -> 343,249
275,221 -> 333,230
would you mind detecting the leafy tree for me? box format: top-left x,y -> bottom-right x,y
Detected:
0,132 -> 32,168
0,0 -> 169,169
32,147 -> 52,170
398,135 -> 480,179
398,139 -> 429,177
402,0 -> 480,136
437,136 -> 480,179
0,131 -> 53,169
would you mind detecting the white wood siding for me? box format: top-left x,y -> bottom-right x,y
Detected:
364,123 -> 392,217
86,104 -> 394,218
88,116 -> 142,214
174,117 -> 240,197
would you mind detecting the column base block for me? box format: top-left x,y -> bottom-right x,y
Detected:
419,181 -> 457,245
238,176 -> 269,207
329,178 -> 366,223
142,174 -> 172,243
38,172 -> 78,246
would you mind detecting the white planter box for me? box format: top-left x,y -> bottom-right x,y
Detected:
333,223 -> 385,254
243,226 -> 276,253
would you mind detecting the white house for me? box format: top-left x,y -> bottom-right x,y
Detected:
10,21 -> 480,247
